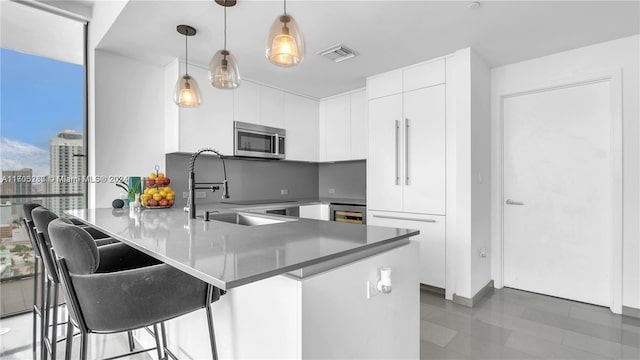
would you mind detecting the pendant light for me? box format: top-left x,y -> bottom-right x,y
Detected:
174,25 -> 201,107
210,0 -> 241,89
266,0 -> 304,67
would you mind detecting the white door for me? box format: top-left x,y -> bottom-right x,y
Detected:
403,85 -> 446,215
368,94 -> 403,212
503,80 -> 612,306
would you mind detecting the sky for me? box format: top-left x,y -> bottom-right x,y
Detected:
0,48 -> 83,176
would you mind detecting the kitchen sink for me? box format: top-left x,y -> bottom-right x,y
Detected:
207,212 -> 296,226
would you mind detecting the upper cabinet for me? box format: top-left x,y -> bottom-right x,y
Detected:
178,64 -> 234,155
319,89 -> 367,162
367,59 -> 446,100
233,81 -> 261,125
285,93 -> 318,162
260,86 -> 285,129
170,62 -> 318,161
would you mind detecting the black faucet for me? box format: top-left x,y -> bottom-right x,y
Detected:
185,148 -> 230,219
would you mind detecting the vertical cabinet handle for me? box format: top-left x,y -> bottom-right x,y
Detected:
395,120 -> 400,185
405,118 -> 410,185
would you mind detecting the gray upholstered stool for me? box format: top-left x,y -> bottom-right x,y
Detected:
48,219 -> 222,360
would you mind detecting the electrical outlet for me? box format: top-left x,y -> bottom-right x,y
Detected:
366,280 -> 380,299
328,188 -> 335,194
479,248 -> 487,258
196,191 -> 207,199
280,189 -> 288,195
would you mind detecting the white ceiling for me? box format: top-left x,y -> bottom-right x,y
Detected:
97,0 -> 639,99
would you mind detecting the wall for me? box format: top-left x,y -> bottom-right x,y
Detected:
445,48 -> 492,301
469,50 -> 493,297
166,153 -> 319,208
491,35 -> 640,310
318,160 -> 366,200
93,50 -> 166,207
87,0 -> 128,208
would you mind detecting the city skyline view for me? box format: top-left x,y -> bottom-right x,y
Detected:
1,48 -> 83,178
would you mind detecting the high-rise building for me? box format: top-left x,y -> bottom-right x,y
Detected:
1,168 -> 33,199
1,168 -> 33,216
45,130 -> 85,215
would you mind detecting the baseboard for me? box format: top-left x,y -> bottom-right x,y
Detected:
622,306 -> 640,319
452,280 -> 494,308
420,283 -> 445,296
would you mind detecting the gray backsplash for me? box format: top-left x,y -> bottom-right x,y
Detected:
318,161 -> 366,200
166,153 -> 365,207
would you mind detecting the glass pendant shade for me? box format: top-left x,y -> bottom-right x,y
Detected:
174,74 -> 201,107
209,49 -> 241,89
266,14 -> 304,67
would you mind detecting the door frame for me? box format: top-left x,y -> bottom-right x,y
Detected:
491,69 -> 623,313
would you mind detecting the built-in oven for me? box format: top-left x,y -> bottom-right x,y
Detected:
330,203 -> 366,224
234,121 -> 286,159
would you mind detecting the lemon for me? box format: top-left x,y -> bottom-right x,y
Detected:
152,194 -> 162,201
148,188 -> 158,195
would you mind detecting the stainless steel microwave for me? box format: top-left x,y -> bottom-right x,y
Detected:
234,121 -> 286,159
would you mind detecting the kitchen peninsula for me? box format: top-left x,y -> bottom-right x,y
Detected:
67,207 -> 420,359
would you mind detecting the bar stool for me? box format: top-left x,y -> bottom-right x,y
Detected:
22,203 -> 44,360
48,219 -> 222,360
30,207 -> 127,359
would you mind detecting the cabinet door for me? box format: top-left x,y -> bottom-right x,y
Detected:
260,86 -> 285,129
367,71 -> 403,100
324,95 -> 351,161
180,65 -> 234,155
367,211 -> 445,288
403,60 -> 445,92
285,94 -> 318,161
233,81 -> 261,124
368,94 -> 403,212
403,85 -> 446,215
299,204 -> 329,221
350,90 -> 368,160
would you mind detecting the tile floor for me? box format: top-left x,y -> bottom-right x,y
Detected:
1,287 -> 639,359
420,287 -> 640,359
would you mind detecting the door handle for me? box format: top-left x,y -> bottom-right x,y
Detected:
395,120 -> 400,186
405,118 -> 410,186
506,199 -> 525,206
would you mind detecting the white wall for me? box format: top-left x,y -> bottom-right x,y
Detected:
87,0 -> 128,208
93,50 -> 166,207
470,50 -> 492,296
446,48 -> 492,300
491,35 -> 640,310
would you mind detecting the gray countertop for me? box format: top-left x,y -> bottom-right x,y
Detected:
67,207 -> 416,290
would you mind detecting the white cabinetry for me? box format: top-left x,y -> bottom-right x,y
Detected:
179,64 -> 234,155
368,85 -> 445,215
285,94 -> 318,162
320,89 -> 367,161
299,204 -> 329,221
233,81 -> 261,125
350,90 -> 368,160
260,86 -> 285,129
367,211 -> 445,288
367,59 -> 447,288
324,95 -> 351,161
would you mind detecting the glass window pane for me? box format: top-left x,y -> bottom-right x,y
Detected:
0,2 -> 85,317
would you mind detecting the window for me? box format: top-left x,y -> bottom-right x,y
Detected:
0,1 -> 86,317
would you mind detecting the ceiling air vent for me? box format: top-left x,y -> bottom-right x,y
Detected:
317,43 -> 358,63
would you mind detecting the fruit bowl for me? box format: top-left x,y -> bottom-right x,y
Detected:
140,172 -> 175,208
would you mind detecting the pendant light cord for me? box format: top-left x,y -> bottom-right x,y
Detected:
185,31 -> 189,75
224,0 -> 227,50
284,0 -> 287,15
